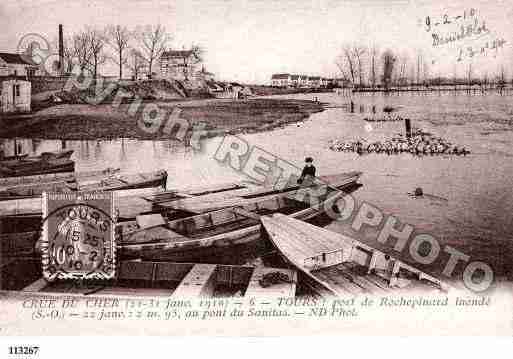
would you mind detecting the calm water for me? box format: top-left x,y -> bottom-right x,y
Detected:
2,92 -> 513,278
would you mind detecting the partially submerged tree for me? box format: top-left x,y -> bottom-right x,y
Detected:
352,45 -> 366,87
336,44 -> 357,86
369,45 -> 379,89
381,49 -> 396,91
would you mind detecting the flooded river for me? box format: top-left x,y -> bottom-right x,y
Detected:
2,92 -> 513,279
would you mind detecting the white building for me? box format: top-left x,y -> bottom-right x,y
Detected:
271,73 -> 290,87
1,79 -> 31,113
0,53 -> 40,78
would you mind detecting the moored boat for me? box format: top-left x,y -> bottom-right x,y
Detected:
261,214 -> 448,298
117,179 -> 350,263
0,150 -> 75,178
0,169 -> 167,201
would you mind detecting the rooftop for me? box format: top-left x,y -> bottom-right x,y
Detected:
271,73 -> 290,79
161,50 -> 198,59
0,52 -> 37,66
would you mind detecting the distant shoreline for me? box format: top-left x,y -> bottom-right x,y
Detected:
0,98 -> 325,141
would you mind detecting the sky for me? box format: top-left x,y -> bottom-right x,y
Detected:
1,0 -> 512,83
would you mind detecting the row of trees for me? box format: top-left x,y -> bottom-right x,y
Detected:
54,24 -> 200,79
336,42 -> 510,90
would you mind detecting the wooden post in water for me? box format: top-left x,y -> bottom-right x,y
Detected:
405,118 -> 412,138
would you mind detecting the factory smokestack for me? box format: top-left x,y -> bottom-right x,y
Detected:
58,24 -> 64,75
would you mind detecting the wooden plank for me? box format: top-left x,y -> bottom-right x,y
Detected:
0,190 -> 154,219
244,267 -> 296,298
277,214 -> 352,250
232,207 -> 261,221
263,214 -> 345,266
260,216 -> 339,296
172,264 -> 217,298
333,264 -> 387,295
123,226 -> 189,245
136,214 -> 166,229
22,278 -> 48,292
312,271 -> 354,296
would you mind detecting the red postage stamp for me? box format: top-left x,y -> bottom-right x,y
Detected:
40,192 -> 116,281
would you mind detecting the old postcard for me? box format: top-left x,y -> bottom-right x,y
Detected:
0,0 -> 512,339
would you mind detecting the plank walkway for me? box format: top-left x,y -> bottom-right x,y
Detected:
172,264 -> 218,297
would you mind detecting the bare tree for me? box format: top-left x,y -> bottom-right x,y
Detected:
127,48 -> 146,80
87,27 -> 107,79
497,65 -> 506,94
71,31 -> 92,73
106,25 -> 132,79
397,53 -> 408,87
369,45 -> 379,89
482,71 -> 488,92
422,58 -> 430,86
352,45 -> 366,87
135,24 -> 172,78
69,27 -> 107,78
336,44 -> 357,86
415,50 -> 424,86
382,49 -> 396,91
466,62 -> 473,93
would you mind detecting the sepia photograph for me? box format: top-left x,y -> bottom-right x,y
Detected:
0,0 -> 512,339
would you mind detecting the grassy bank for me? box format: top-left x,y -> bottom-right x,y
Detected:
0,98 -> 324,140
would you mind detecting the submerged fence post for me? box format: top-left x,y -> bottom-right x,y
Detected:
405,118 -> 412,138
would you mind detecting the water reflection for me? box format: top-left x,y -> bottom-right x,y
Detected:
1,92 -> 513,273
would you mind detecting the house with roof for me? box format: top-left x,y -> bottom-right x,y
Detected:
308,76 -> 321,88
159,49 -> 202,82
271,73 -> 290,87
289,74 -> 300,87
0,52 -> 41,78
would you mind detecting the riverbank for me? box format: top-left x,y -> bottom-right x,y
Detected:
0,98 -> 324,140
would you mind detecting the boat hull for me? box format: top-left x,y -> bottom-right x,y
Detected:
119,191 -> 346,263
0,160 -> 75,178
0,169 -> 167,201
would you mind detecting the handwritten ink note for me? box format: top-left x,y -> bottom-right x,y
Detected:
421,8 -> 507,61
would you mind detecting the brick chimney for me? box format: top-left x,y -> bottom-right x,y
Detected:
58,24 -> 64,75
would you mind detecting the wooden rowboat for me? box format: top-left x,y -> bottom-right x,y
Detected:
0,150 -> 75,178
1,172 -> 362,258
0,150 -> 73,164
0,169 -> 167,200
261,214 -> 448,298
1,258 -> 296,298
153,172 -> 362,214
118,182 -> 348,263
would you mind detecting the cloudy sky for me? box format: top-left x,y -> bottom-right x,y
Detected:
1,0 -> 512,83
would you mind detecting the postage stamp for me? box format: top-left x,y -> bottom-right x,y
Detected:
1,0 -> 513,341
40,192 -> 116,281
